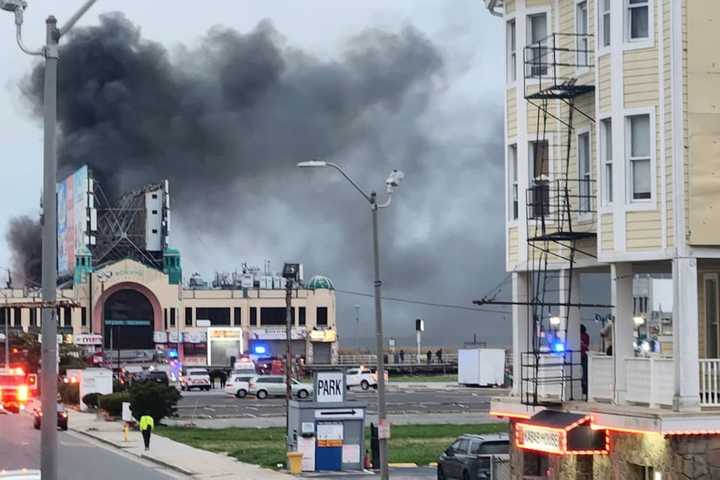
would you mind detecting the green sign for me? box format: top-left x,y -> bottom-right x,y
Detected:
105,319 -> 151,327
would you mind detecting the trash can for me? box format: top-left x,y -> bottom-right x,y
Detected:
287,451 -> 303,474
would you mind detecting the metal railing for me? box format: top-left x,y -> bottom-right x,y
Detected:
524,33 -> 594,97
526,178 -> 596,226
338,353 -> 458,366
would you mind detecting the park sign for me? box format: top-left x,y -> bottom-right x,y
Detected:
314,370 -> 345,403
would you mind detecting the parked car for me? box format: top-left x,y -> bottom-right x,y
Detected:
248,375 -> 312,399
133,370 -> 169,386
33,403 -> 68,431
346,366 -> 389,391
437,433 -> 509,480
224,374 -> 255,398
181,369 -> 211,391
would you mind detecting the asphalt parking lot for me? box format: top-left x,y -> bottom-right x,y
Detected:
175,384 -> 505,419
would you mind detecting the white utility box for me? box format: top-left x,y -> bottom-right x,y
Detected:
457,348 -> 505,386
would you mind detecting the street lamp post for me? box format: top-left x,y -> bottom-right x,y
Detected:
298,160 -> 404,480
0,2 -> 98,479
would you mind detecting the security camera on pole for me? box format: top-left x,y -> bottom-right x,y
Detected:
0,2 -> 98,479
283,263 -> 299,450
415,318 -> 424,363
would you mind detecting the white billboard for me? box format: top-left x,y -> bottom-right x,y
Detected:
57,165 -> 92,277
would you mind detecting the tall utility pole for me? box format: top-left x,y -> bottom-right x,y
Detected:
0,3 -> 99,479
370,192 -> 390,480
39,15 -> 60,480
285,274 -> 293,447
297,161 -> 403,480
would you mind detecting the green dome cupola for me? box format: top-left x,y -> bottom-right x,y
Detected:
306,275 -> 334,290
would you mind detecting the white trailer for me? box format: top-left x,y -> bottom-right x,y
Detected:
457,348 -> 505,387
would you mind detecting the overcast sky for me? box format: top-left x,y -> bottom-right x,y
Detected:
0,1 -> 509,349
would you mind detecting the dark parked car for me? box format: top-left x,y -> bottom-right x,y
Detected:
437,433 -> 509,480
33,403 -> 68,431
133,370 -> 169,386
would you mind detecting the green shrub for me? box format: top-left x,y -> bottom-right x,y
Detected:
129,382 -> 180,423
113,379 -> 129,393
58,382 -> 79,405
98,392 -> 130,417
82,392 -> 100,409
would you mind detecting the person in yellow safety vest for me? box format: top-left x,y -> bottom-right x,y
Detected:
139,414 -> 154,451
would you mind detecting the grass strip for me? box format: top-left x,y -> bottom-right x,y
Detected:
158,422 -> 507,469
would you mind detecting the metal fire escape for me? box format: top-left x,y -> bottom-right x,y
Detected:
520,33 -> 597,406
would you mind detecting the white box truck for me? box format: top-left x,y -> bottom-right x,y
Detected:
457,348 -> 505,387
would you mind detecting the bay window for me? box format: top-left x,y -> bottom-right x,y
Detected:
508,144 -> 518,220
601,119 -> 613,205
599,0 -> 611,48
627,114 -> 651,201
627,0 -> 649,41
507,19 -> 517,83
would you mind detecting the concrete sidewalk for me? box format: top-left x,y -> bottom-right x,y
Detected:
68,410 -> 294,479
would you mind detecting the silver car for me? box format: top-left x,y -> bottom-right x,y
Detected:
248,375 -> 312,399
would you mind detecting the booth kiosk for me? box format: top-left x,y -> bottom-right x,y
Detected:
288,371 -> 367,472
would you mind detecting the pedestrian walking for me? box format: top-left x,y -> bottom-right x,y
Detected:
393,351 -> 399,364
219,371 -> 227,389
580,324 -> 590,396
140,414 -> 154,451
426,350 -> 432,365
436,349 -> 443,364
399,349 -> 405,363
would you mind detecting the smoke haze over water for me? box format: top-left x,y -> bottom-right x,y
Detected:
14,12 -> 509,347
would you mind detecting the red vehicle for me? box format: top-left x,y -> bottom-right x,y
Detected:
0,367 -> 30,413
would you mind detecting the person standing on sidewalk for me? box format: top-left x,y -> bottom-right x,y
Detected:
140,414 -> 154,451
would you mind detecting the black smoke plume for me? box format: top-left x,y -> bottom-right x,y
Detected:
6,216 -> 41,287
13,12 -> 509,346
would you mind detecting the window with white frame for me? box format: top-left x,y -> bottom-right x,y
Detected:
626,0 -> 649,41
578,132 -> 591,212
576,1 -> 589,67
599,0 -> 611,48
527,13 -> 548,77
528,140 -> 550,218
508,144 -> 519,220
600,118 -> 613,205
507,19 -> 517,83
627,114 -> 651,201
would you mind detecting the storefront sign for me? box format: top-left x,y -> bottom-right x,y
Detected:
309,329 -> 336,342
251,327 -> 306,340
517,425 -> 562,453
153,331 -> 168,343
74,334 -> 103,346
208,328 -> 242,339
183,331 -> 206,343
168,331 -> 183,343
105,319 -> 151,326
315,371 -> 345,403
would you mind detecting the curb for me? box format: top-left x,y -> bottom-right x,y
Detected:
387,463 -> 418,468
71,428 -> 195,476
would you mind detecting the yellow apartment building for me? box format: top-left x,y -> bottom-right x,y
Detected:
482,0 -> 720,478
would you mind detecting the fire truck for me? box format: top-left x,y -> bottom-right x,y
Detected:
0,367 -> 30,413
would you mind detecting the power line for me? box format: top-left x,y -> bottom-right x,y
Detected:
335,288 -> 510,314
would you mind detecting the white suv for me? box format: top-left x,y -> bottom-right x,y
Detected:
346,367 -> 389,391
225,374 -> 255,398
248,375 -> 312,399
181,369 -> 211,391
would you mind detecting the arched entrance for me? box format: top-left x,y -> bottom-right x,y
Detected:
103,289 -> 154,349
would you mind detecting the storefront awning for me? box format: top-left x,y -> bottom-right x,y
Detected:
515,410 -> 608,455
